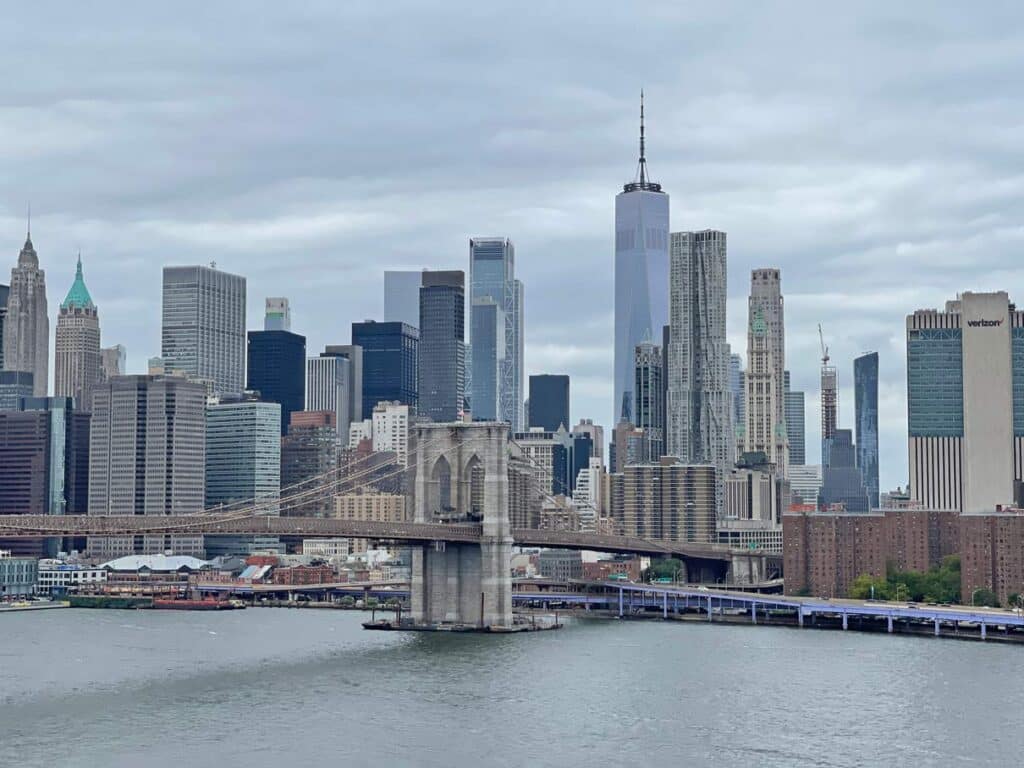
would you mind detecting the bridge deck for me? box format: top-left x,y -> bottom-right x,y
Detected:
0,515 -> 767,562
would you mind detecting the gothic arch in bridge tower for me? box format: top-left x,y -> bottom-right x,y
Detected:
411,422 -> 513,628
429,455 -> 453,517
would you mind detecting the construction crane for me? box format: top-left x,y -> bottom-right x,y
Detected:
818,323 -> 830,366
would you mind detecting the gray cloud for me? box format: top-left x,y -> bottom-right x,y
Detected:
4,2 -> 1024,491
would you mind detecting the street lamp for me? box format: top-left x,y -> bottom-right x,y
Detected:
894,584 -> 906,603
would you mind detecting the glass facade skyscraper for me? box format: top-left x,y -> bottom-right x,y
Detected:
854,352 -> 879,507
784,370 -> 806,466
528,374 -> 570,432
384,270 -> 422,329
468,237 -> 522,429
418,270 -> 465,423
247,329 -> 306,435
352,320 -> 418,417
614,95 -> 669,424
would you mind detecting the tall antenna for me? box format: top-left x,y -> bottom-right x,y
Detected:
27,202 -> 31,238
639,89 -> 647,185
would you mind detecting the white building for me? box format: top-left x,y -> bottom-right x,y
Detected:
37,560 -> 107,595
372,401 -> 410,466
349,418 -> 373,448
788,464 -> 823,507
306,354 -> 352,442
161,264 -> 246,398
264,297 -> 291,331
573,457 -> 604,532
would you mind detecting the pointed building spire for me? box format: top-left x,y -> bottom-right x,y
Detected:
623,90 -> 662,194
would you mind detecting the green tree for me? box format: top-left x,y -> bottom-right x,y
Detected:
849,574 -> 891,600
642,558 -> 684,582
970,588 -> 999,608
339,595 -> 356,608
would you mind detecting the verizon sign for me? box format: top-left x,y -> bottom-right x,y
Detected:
966,318 -> 1004,327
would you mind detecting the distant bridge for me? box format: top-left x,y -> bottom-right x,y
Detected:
0,514 -> 777,571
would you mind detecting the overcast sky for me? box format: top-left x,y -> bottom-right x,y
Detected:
4,2 -> 1024,490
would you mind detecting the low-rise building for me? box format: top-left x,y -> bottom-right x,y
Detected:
0,551 -> 38,597
37,560 -> 107,595
537,549 -> 582,581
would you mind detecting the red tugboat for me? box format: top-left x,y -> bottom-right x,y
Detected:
152,598 -> 246,611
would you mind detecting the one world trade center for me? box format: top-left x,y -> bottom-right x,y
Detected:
614,93 -> 669,423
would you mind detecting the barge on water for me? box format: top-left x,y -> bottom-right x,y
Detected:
363,619 -> 562,633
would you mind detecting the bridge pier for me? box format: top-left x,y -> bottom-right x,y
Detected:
409,423 -> 513,629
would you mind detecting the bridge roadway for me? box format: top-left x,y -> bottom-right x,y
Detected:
0,514 -> 758,563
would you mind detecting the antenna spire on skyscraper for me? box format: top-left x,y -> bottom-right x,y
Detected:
624,91 -> 661,194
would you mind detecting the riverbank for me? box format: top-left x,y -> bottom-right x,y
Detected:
0,600 -> 68,613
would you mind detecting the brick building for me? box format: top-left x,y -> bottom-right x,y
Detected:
784,508 -> 1023,604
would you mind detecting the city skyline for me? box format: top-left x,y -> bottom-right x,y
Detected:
3,5 -> 1023,491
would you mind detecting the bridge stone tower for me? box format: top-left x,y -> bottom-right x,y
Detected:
410,421 -> 513,628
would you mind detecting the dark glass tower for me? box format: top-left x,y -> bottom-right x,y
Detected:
352,320 -> 418,416
854,351 -> 880,507
528,374 -> 570,432
418,271 -> 465,423
246,330 -> 306,435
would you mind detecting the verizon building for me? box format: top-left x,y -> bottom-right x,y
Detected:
907,291 -> 1019,512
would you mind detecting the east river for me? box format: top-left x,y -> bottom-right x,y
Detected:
2,608 -> 1022,767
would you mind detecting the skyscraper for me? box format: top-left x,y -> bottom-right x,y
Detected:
0,282 -> 8,370
744,268 -> 788,477
614,93 -> 669,424
469,237 -> 523,429
87,375 -> 206,557
324,345 -> 363,425
784,370 -> 806,466
205,398 -> 281,556
99,345 -> 126,381
161,265 -> 246,397
906,292 -> 1022,513
817,429 -> 870,512
55,256 -> 101,411
729,353 -> 744,435
854,352 -> 879,508
528,374 -> 570,432
384,270 -> 422,329
634,340 -> 663,461
352,320 -> 418,415
820,332 -> 838,467
4,232 -> 49,396
264,297 -> 291,331
247,328 -> 306,435
666,230 -> 733,494
418,270 -> 465,422
306,354 -> 352,441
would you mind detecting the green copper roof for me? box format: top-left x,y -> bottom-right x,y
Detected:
61,255 -> 94,310
751,308 -> 767,336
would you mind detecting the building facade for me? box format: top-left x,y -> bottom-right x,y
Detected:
0,371 -> 33,410
383,270 -> 422,329
817,429 -> 870,512
854,352 -> 880,508
788,464 -> 823,507
55,257 -> 101,411
634,340 -> 664,462
306,354 -> 352,442
417,270 -> 465,422
469,237 -> 523,430
614,95 -> 669,425
666,230 -> 733,497
907,292 -> 1022,512
528,374 -> 570,432
4,234 -> 49,396
351,320 -> 418,416
608,458 -> 716,544
784,370 -> 805,466
247,329 -> 306,435
333,490 -> 407,554
281,411 -> 338,518
744,268 -> 788,477
372,401 -> 410,467
264,297 -> 291,331
205,399 -> 281,556
87,375 -> 206,557
99,345 -> 126,381
161,265 -> 246,397
0,282 -> 8,371
324,345 -> 363,426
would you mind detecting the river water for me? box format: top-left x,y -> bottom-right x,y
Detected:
1,608 -> 1021,767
